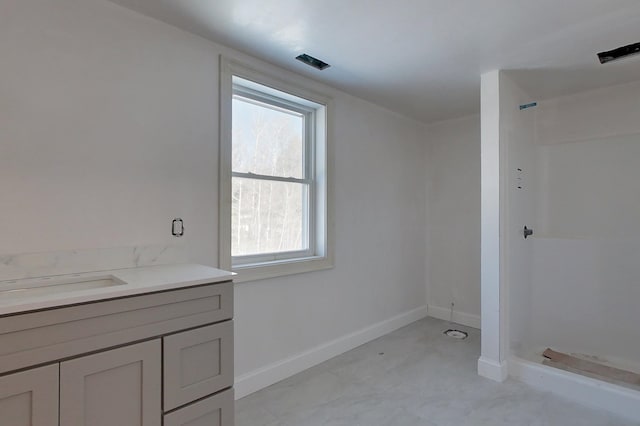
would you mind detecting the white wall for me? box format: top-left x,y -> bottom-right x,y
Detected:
0,0 -> 428,396
529,80 -> 640,366
478,70 -> 537,381
1,0 -> 220,263
425,115 -> 481,327
500,73 -> 537,359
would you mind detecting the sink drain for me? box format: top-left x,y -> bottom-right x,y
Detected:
444,329 -> 468,339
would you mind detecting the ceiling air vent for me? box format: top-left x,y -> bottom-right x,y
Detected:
597,42 -> 640,64
296,53 -> 330,70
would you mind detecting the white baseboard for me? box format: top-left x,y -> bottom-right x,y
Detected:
509,356 -> 640,423
234,305 -> 428,399
427,304 -> 481,329
478,356 -> 508,382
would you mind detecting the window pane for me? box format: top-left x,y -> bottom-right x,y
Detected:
232,177 -> 308,257
232,96 -> 304,179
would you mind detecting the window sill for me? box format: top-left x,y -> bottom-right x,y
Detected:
232,256 -> 333,283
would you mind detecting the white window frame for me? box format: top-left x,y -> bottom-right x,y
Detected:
219,57 -> 334,283
231,87 -> 315,264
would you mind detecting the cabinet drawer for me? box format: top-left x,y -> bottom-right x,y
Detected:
164,388 -> 234,426
0,281 -> 233,376
163,321 -> 233,411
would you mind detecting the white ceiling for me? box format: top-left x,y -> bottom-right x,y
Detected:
108,0 -> 640,123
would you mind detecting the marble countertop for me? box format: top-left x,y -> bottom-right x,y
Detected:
0,263 -> 234,316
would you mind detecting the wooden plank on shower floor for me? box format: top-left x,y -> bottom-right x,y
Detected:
543,348 -> 640,387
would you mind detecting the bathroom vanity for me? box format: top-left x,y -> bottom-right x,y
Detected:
0,264 -> 234,426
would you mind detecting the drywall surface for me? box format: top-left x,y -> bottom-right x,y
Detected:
0,0 -> 220,264
426,114 -> 480,327
479,71 -> 537,380
529,81 -> 640,364
500,73 -> 537,358
535,80 -> 640,239
531,238 -> 640,365
0,0 -> 427,392
536,80 -> 640,147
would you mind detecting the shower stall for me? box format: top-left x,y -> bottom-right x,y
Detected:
479,70 -> 640,422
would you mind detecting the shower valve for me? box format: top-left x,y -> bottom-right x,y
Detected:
523,226 -> 533,239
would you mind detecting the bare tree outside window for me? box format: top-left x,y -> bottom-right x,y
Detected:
231,96 -> 308,257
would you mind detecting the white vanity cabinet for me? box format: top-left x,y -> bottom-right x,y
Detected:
0,278 -> 234,426
0,365 -> 59,426
60,340 -> 162,426
164,388 -> 234,426
163,321 -> 234,411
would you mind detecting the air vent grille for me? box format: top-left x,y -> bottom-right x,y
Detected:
598,42 -> 640,64
296,54 -> 330,70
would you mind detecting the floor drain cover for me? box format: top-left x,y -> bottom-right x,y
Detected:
444,329 -> 468,339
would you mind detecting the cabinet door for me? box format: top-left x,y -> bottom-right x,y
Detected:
60,340 -> 161,426
164,388 -> 234,426
163,321 -> 233,411
0,365 -> 58,426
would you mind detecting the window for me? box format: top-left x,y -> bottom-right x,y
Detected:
219,58 -> 333,282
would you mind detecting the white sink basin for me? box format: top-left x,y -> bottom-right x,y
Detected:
0,276 -> 126,300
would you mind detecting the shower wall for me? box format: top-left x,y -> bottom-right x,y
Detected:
529,80 -> 640,366
500,73 -> 537,358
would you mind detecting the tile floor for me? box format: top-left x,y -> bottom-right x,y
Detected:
236,317 -> 638,426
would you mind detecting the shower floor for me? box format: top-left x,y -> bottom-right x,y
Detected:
520,347 -> 640,392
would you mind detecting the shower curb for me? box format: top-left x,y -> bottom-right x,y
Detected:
509,356 -> 640,423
